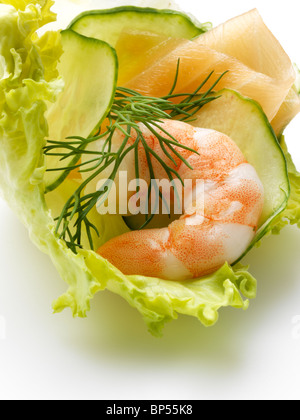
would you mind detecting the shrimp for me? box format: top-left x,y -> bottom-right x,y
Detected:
96,119 -> 264,281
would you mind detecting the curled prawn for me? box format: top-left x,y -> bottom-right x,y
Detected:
96,119 -> 264,281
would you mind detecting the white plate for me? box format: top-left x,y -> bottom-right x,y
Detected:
1,0 -> 300,401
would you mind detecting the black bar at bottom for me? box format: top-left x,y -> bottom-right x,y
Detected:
99,401 -> 204,416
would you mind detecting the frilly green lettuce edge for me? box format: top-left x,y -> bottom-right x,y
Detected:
271,137 -> 300,233
0,0 -> 299,337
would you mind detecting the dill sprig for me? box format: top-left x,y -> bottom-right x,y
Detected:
44,63 -> 227,252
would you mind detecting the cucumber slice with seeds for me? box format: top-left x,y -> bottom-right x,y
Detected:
68,6 -> 209,46
44,29 -> 118,193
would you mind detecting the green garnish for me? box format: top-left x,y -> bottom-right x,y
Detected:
44,63 -> 227,252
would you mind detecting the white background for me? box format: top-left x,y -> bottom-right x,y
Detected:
1,0 -> 300,401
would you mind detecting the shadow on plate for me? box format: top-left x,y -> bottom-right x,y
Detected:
57,225 -> 300,369
1,199 -> 300,369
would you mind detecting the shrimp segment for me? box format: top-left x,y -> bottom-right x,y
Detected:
97,120 -> 264,280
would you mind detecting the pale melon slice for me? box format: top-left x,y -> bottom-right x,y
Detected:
272,86 -> 300,135
123,9 -> 298,134
115,29 -> 183,86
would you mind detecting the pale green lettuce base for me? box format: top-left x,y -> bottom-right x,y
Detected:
1,0 -> 300,336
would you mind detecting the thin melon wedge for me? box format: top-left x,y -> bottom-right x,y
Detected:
115,29 -> 183,86
272,86 -> 300,136
124,9 -> 298,135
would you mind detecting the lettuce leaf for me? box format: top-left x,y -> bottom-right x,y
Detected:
0,0 -> 299,336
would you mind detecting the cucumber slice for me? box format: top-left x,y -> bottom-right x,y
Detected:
68,6 -> 208,47
44,29 -> 118,193
191,89 -> 290,258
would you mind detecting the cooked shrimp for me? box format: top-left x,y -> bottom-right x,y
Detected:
96,119 -> 264,281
